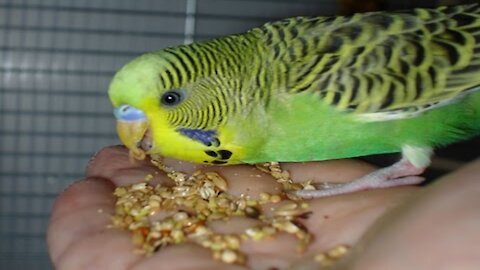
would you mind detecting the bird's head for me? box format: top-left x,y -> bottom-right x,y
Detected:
108,50 -> 230,162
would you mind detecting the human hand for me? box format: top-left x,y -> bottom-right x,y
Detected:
329,157 -> 480,270
47,146 -> 479,269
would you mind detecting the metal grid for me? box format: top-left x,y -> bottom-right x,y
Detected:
0,0 -> 339,268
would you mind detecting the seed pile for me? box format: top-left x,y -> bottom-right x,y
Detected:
110,157 -> 314,264
255,162 -> 317,194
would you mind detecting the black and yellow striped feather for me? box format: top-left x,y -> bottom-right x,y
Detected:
143,4 -> 480,128
253,4 -> 480,120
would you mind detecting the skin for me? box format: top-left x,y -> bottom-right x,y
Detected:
47,145 -> 480,270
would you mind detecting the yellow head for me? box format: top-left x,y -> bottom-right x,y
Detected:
108,49 -> 245,165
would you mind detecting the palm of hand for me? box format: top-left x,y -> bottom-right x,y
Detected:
47,146 -> 480,270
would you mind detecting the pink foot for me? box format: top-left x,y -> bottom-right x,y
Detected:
292,159 -> 426,199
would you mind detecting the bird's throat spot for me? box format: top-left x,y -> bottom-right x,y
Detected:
203,149 -> 233,165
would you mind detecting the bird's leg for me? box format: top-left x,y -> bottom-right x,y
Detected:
292,145 -> 432,199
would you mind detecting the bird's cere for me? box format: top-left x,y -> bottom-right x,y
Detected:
114,105 -> 147,121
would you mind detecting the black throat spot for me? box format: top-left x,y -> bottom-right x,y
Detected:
203,149 -> 233,164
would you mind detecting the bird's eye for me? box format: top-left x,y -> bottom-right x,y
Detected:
160,90 -> 184,107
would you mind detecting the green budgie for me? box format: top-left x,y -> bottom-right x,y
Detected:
109,4 -> 480,198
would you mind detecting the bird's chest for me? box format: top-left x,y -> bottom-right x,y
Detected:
243,92 -> 401,163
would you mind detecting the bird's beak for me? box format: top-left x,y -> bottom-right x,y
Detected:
114,105 -> 149,160
116,120 -> 148,160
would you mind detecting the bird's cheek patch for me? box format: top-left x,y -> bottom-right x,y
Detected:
176,128 -> 220,147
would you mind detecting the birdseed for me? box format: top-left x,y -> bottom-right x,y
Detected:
255,162 -> 318,201
110,158 -> 314,265
314,244 -> 350,267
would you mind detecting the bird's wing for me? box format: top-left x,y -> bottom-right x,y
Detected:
260,4 -> 480,121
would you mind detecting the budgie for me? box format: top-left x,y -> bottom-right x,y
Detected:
109,4 -> 480,198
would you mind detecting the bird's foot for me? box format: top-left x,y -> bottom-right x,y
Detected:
292,158 -> 426,199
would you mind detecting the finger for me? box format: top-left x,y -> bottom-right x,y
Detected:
340,159 -> 480,269
47,177 -> 142,270
131,244 -> 249,270
55,228 -> 140,270
282,159 -> 377,184
48,178 -> 114,262
86,146 -> 164,186
304,187 -> 416,250
86,146 -> 282,196
85,146 -> 377,197
207,159 -> 377,199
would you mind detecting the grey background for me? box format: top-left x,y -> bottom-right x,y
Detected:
3,0 -> 475,269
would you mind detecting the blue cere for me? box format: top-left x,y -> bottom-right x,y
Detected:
114,105 -> 146,121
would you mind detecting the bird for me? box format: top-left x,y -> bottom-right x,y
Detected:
109,4 -> 480,198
